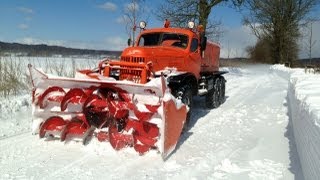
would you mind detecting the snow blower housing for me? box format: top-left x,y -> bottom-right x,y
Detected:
28,20 -> 226,159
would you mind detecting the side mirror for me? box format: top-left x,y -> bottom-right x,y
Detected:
200,34 -> 207,51
127,38 -> 132,46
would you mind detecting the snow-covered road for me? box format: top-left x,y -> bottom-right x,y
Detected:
0,65 -> 301,180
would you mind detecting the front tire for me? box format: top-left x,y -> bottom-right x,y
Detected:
175,85 -> 193,132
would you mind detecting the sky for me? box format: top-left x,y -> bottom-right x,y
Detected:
0,0 -> 319,58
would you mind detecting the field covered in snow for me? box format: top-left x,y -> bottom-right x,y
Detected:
0,57 -> 319,179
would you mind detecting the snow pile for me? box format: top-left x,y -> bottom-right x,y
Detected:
269,64 -> 304,79
0,95 -> 32,138
221,66 -> 249,75
271,64 -> 320,180
288,71 -> 320,180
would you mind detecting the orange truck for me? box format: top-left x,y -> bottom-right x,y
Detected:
28,20 -> 226,159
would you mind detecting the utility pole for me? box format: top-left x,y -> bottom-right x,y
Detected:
132,0 -> 136,47
309,22 -> 313,65
227,40 -> 230,60
124,0 -> 145,47
308,20 -> 318,65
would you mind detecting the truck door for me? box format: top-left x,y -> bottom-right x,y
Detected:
188,38 -> 201,76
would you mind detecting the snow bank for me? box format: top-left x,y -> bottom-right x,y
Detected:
288,72 -> 320,180
269,64 -> 304,79
271,64 -> 320,180
0,94 -> 32,137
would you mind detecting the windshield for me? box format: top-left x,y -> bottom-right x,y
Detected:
138,33 -> 188,49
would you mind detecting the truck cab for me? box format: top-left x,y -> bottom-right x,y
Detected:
104,21 -> 225,111
120,28 -> 199,80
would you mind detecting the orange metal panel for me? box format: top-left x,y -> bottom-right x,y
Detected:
162,99 -> 187,159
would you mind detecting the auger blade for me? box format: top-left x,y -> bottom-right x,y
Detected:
60,120 -> 89,141
82,126 -> 96,145
38,86 -> 66,108
39,116 -> 67,138
83,94 -> 109,128
61,88 -> 88,111
109,122 -> 134,150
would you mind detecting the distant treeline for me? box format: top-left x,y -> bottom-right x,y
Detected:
292,58 -> 320,68
0,41 -> 122,57
220,57 -> 320,68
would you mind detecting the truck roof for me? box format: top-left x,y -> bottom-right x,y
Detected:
140,27 -> 196,36
139,27 -> 221,48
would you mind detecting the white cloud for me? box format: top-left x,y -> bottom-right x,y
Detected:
25,16 -> 33,21
18,7 -> 34,14
104,37 -> 128,50
16,37 -> 99,50
16,37 -> 66,46
116,15 -> 132,24
17,7 -> 34,31
18,24 -> 29,30
14,36 -> 128,51
220,25 -> 257,58
98,2 -> 117,12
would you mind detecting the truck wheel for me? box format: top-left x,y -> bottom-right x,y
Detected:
219,77 -> 226,104
175,86 -> 193,132
205,78 -> 220,108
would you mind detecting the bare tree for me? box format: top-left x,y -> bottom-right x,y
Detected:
157,0 -> 243,41
120,0 -> 149,46
246,36 -> 272,63
243,0 -> 319,64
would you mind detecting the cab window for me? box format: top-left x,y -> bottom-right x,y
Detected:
138,33 -> 188,49
138,33 -> 160,46
190,38 -> 198,52
161,33 -> 188,49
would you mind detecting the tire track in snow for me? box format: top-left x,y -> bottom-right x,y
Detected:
217,67 -> 290,179
0,134 -> 44,180
174,69 -> 264,177
180,65 -> 291,179
0,131 -> 30,148
0,135 -> 93,180
43,153 -> 91,179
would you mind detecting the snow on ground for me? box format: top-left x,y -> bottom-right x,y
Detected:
0,95 -> 31,138
1,61 -> 318,179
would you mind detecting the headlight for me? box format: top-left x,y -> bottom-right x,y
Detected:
139,21 -> 147,29
188,21 -> 195,29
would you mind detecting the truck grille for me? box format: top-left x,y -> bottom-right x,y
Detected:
121,56 -> 145,63
118,56 -> 146,83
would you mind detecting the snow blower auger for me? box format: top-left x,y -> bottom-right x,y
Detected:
28,61 -> 187,159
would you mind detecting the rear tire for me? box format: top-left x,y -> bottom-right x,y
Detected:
206,77 -> 221,108
219,77 -> 226,104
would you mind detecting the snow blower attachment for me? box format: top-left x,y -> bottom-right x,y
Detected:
28,61 -> 187,159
